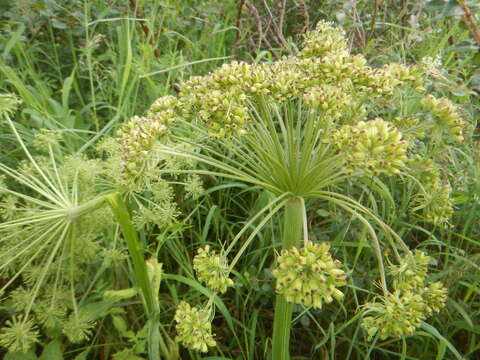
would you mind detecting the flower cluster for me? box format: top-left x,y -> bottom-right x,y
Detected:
0,316 -> 39,353
193,245 -> 233,294
383,62 -> 424,89
362,250 -> 447,340
392,116 -> 425,142
421,94 -> 468,143
303,84 -> 359,120
116,95 -> 177,169
174,301 -> 216,352
389,250 -> 432,292
415,182 -> 454,226
116,20 -> 435,174
0,93 -> 21,118
362,291 -> 426,340
331,118 -> 408,175
299,20 -> 349,59
272,241 -> 346,309
407,156 -> 453,225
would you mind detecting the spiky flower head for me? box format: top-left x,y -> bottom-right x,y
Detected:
362,291 -> 425,340
174,301 -> 216,352
300,20 -> 349,59
413,182 -> 453,225
303,84 -> 357,120
31,129 -> 63,153
116,95 -> 178,169
422,281 -> 447,316
421,94 -> 469,143
363,250 -> 447,340
272,241 -> 346,309
389,250 -> 431,292
332,118 -> 408,175
407,156 -> 440,188
193,245 -> 233,294
116,114 -> 171,169
63,312 -> 95,343
0,93 -> 21,118
0,316 -> 39,353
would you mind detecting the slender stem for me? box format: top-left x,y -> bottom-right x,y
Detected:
272,197 -> 304,360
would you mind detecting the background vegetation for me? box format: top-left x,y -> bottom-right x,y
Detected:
0,0 -> 478,359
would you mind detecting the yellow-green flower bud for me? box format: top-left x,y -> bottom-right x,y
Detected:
193,245 -> 233,294
146,258 -> 163,300
332,118 -> 408,175
0,93 -> 21,118
174,301 -> 216,352
390,250 -> 431,292
362,291 -> 425,340
303,84 -> 356,120
272,241 -> 346,309
421,94 -> 469,143
421,281 -> 447,316
300,20 -> 349,59
413,182 -> 453,225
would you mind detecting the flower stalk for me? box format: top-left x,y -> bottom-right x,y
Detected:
272,196 -> 304,360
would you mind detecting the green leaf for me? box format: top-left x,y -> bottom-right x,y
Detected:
39,340 -> 63,360
420,323 -> 464,360
73,350 -> 90,360
425,0 -> 447,12
316,209 -> 330,217
51,18 -> 67,29
5,349 -> 38,360
112,315 -> 128,336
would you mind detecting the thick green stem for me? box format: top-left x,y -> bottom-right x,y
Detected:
107,193 -> 161,360
272,197 -> 304,360
106,193 -> 155,314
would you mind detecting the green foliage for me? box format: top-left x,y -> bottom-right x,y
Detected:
0,1 -> 478,359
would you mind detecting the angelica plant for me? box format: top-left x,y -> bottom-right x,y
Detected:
113,20 -> 469,359
0,95 -> 116,353
0,95 -> 178,359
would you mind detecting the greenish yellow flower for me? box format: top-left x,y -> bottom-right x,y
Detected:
174,301 -> 216,352
422,281 -> 447,316
421,94 -> 469,143
193,245 -> 233,294
0,316 -> 39,353
116,114 -> 171,168
363,250 -> 447,340
362,291 -> 425,340
382,62 -> 424,89
392,116 -> 425,142
389,250 -> 431,292
63,312 -> 95,343
0,93 -> 21,118
149,95 -> 179,113
332,118 -> 408,175
302,84 -> 358,120
407,156 -> 440,188
272,241 -> 346,309
413,182 -> 453,225
31,129 -> 63,153
299,20 -> 349,59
